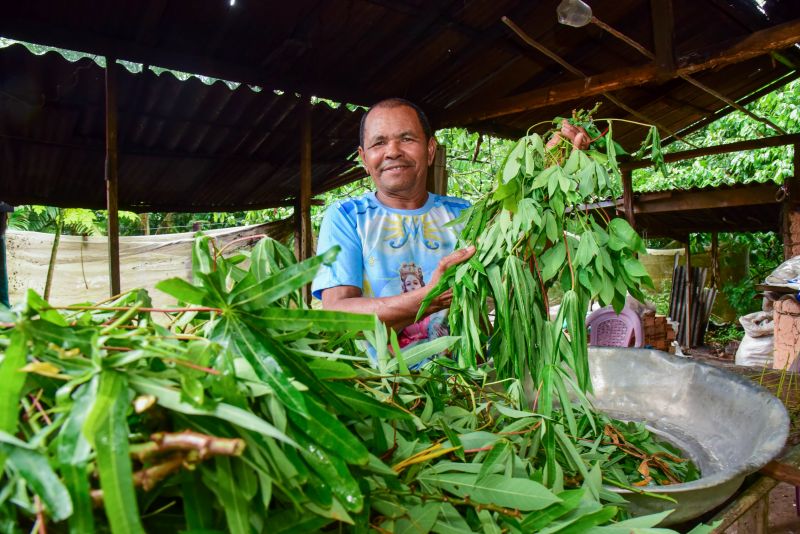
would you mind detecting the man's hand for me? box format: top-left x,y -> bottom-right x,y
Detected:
320,245 -> 476,330
546,119 -> 591,150
426,246 -> 476,311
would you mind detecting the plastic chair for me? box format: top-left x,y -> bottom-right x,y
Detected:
585,306 -> 644,348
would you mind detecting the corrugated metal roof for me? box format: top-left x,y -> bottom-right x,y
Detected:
1,0 -> 799,211
0,44 -> 361,211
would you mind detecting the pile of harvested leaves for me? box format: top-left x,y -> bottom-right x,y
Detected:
0,234 -> 710,532
0,109 -> 711,532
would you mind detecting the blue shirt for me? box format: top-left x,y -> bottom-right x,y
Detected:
312,191 -> 470,300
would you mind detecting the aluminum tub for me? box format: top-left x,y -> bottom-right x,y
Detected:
590,347 -> 789,525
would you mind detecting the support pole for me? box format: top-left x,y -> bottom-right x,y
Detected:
426,145 -> 447,195
105,56 -> 121,296
783,143 -> 800,259
710,232 -> 719,288
299,96 -> 313,303
684,237 -> 693,348
621,168 -> 636,230
0,202 -> 11,308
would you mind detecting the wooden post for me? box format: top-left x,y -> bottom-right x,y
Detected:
621,168 -> 636,229
426,145 -> 447,195
710,232 -> 719,288
0,204 -> 10,308
783,143 -> 800,259
684,237 -> 692,348
105,56 -> 121,296
299,97 -> 313,303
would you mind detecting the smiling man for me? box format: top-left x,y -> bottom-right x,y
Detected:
311,98 -> 475,346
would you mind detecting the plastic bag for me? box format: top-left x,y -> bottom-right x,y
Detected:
735,334 -> 773,367
739,311 -> 774,338
735,311 -> 774,367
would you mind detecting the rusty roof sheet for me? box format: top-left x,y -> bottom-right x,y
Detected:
1,44 -> 362,212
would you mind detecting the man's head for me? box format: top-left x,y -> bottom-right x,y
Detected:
359,98 -> 432,149
358,99 -> 436,205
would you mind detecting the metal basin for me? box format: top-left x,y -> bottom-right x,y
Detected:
589,347 -> 789,525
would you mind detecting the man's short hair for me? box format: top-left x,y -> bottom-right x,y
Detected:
359,98 -> 433,148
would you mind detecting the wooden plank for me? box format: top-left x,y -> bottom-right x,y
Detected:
622,134 -> 800,170
650,0 -> 675,76
442,18 -> 800,125
633,183 -> 778,214
105,57 -> 121,297
712,444 -> 800,532
760,459 -> 800,486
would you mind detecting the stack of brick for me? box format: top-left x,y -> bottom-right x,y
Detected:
641,311 -> 677,352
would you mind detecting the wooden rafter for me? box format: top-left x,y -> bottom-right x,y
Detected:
441,18 -> 800,126
650,0 -> 675,76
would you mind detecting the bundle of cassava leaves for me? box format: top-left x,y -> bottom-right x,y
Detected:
420,108 -> 698,487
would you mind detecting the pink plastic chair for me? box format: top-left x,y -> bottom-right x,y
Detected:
585,306 -> 643,348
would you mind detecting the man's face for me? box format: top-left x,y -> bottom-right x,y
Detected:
358,105 -> 436,198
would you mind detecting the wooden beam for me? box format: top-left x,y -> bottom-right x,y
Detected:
299,97 -> 313,303
442,18 -> 800,125
784,142 -> 800,258
621,168 -> 636,229
665,70 -> 800,146
622,133 -> 800,170
105,57 -> 121,297
632,183 -> 778,214
650,0 -> 675,76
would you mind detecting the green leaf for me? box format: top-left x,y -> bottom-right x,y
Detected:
224,319 -> 308,416
419,473 -> 560,511
520,488 -> 585,532
395,502 -> 441,534
128,375 -> 297,447
155,277 -> 208,305
540,242 -> 566,282
622,257 -> 650,278
502,138 -> 526,183
432,503 -> 473,534
294,398 -> 369,465
386,336 -> 460,372
85,371 -> 145,534
326,382 -> 411,420
0,330 -> 28,464
0,431 -> 73,522
258,308 -> 375,332
204,457 -> 251,534
57,377 -> 98,533
548,506 -> 618,534
233,247 -> 339,308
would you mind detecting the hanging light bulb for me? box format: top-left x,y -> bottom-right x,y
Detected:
557,0 -> 593,28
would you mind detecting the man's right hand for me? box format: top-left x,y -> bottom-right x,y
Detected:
320,245 -> 476,330
426,245 -> 476,311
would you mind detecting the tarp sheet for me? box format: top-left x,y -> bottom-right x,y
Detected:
6,220 -> 293,308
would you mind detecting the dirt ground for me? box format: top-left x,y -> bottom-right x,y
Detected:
765,483 -> 800,534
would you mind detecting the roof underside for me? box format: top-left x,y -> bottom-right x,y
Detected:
1,0 -> 799,212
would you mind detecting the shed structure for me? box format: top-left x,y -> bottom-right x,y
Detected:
1,0 -> 800,292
